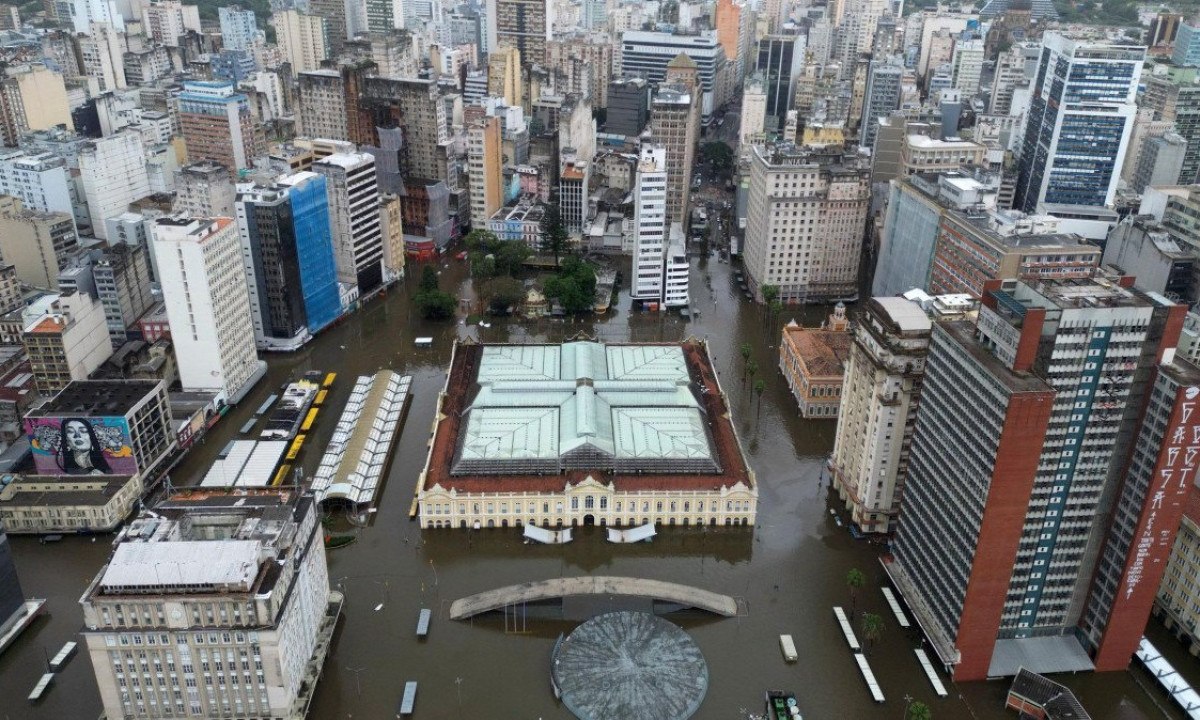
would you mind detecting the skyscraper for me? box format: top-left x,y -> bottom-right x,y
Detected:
236,172 -> 342,351
652,65 -> 700,230
1013,34 -> 1144,213
78,131 -> 151,240
313,152 -> 384,297
831,296 -> 934,534
271,10 -> 329,74
743,144 -> 870,303
466,112 -> 502,229
754,33 -> 804,133
488,0 -> 552,64
153,216 -> 264,404
859,58 -> 902,148
887,276 -> 1192,681
218,5 -> 258,51
632,144 -> 668,303
177,81 -> 263,173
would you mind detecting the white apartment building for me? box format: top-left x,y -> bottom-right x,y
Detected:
271,11 -> 328,74
0,150 -> 75,217
739,75 -> 767,149
69,0 -> 123,34
950,38 -> 984,96
142,0 -> 200,46
79,491 -> 338,720
664,223 -> 690,308
313,153 -> 384,297
830,297 -> 934,534
743,144 -> 871,303
153,217 -> 265,405
631,144 -> 668,304
79,131 -> 152,240
78,22 -> 127,92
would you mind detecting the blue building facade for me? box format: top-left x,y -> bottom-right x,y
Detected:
237,173 -> 341,351
1174,23 -> 1200,67
1014,33 -> 1143,214
288,175 -> 342,335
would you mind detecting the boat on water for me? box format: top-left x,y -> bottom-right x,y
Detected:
765,690 -> 802,720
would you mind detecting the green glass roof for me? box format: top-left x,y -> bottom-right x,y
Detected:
454,342 -> 718,475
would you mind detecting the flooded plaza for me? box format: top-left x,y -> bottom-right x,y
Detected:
1,250 -> 1197,720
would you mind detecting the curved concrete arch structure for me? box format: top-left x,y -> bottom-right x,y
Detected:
448,576 -> 738,619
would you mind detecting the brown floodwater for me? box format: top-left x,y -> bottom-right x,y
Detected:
1,249 -> 1197,720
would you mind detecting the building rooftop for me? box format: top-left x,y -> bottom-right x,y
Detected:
29,380 -> 161,418
782,324 -> 852,378
424,340 -> 752,493
90,490 -> 311,597
873,297 -> 933,333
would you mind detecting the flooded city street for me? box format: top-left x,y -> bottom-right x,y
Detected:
2,249 -> 1198,719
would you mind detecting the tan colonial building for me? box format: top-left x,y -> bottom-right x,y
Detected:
417,340 -> 757,530
779,305 -> 852,418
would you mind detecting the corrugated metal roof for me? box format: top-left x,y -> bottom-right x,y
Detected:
101,540 -> 261,591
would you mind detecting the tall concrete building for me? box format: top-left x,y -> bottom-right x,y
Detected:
218,5 -> 258,51
744,144 -> 870,303
488,0 -> 552,63
77,22 -> 126,92
178,81 -> 263,173
1013,34 -> 1144,213
887,277 -> 1196,681
831,296 -> 935,534
93,243 -> 154,348
607,77 -> 650,137
859,58 -> 902,149
296,70 -> 349,142
271,10 -> 329,74
1132,132 -> 1187,193
755,33 -> 804,133
650,77 -> 698,230
0,150 -> 74,217
0,63 -> 73,146
631,144 -> 669,303
0,197 -> 77,289
174,161 -> 236,218
739,74 -> 767,149
140,0 -> 197,46
950,38 -> 984,95
236,172 -> 342,351
68,0 -> 122,33
79,131 -> 152,240
308,0 -> 347,54
313,153 -> 384,297
80,491 -> 339,720
467,113 -> 503,229
487,45 -> 524,108
152,217 -> 264,405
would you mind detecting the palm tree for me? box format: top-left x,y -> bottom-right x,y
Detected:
739,342 -> 752,378
905,700 -> 932,720
767,298 -> 783,346
846,568 -> 865,615
745,360 -> 758,389
860,612 -> 884,653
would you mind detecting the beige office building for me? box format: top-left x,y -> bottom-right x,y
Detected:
0,196 -> 78,289
0,63 -> 73,145
271,10 -> 329,74
467,112 -> 503,228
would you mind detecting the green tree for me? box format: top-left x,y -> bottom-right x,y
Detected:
495,241 -> 531,276
415,289 -> 456,319
700,142 -> 735,178
740,342 -> 752,379
846,568 -> 866,615
905,701 -> 932,720
760,284 -> 779,306
415,265 -> 457,320
860,612 -> 884,653
469,253 -> 497,279
754,378 -> 766,421
539,203 -> 570,268
481,277 -> 524,315
745,359 -> 758,388
419,264 -> 440,293
465,228 -> 500,251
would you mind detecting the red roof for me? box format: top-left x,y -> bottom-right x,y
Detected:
423,341 -> 753,494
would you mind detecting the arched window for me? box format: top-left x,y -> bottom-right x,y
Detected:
584,495 -> 594,510
600,497 -> 608,510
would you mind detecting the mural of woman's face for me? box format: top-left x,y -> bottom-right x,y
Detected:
65,420 -> 92,452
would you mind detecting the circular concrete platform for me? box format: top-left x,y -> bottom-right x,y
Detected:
551,611 -> 708,720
